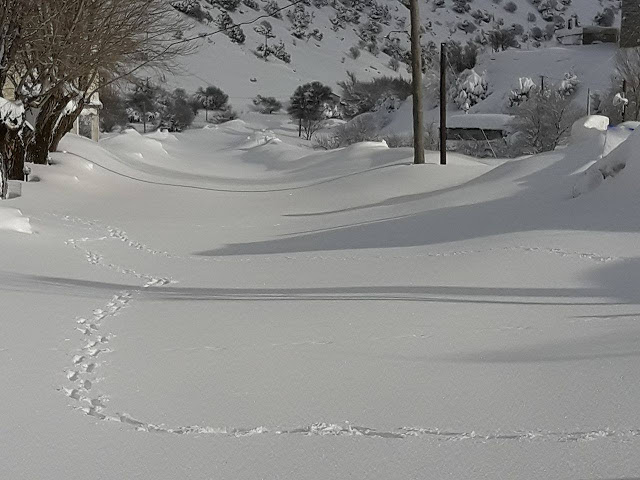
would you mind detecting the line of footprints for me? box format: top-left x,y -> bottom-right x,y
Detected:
62,291 -> 132,419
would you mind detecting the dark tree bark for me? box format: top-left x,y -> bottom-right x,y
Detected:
51,101 -> 84,153
26,91 -> 74,165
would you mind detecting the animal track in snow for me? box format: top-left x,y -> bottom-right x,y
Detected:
58,213 -> 638,444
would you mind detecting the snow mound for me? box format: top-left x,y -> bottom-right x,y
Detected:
570,115 -> 609,144
146,129 -> 179,142
572,126 -> 640,198
0,207 -> 32,234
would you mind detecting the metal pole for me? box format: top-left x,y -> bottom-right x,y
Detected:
409,0 -> 425,164
587,88 -> 591,115
540,75 -> 545,91
440,42 -> 447,165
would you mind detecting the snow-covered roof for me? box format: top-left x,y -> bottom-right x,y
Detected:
447,114 -> 514,131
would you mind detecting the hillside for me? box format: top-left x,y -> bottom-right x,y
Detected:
163,0 -> 621,109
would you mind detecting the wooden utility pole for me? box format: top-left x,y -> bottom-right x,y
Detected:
622,79 -> 628,121
409,0 -> 424,164
440,42 -> 447,165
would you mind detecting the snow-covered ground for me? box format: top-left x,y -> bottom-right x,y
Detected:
2,114 -> 640,479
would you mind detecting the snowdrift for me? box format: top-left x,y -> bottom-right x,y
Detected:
572,121 -> 640,199
0,207 -> 32,234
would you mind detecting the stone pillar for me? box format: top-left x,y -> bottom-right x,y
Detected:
91,113 -> 100,142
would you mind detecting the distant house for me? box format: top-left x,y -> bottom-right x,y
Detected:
556,25 -> 619,46
446,114 -> 513,141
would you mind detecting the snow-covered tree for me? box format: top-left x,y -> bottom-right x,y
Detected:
287,4 -> 313,38
254,21 -> 276,58
252,95 -> 282,114
454,69 -> 489,112
216,12 -> 246,44
264,0 -> 282,19
195,86 -> 229,121
557,72 -> 579,97
288,81 -> 333,139
508,77 -> 537,107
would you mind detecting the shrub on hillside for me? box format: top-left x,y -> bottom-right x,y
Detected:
171,0 -> 213,22
338,72 -> 411,118
252,95 -> 282,113
503,1 -> 517,13
594,8 -> 615,27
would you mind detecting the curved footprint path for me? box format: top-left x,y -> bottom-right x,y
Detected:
57,215 -> 639,443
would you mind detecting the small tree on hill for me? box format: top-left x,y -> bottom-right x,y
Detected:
195,86 -> 229,121
128,83 -> 158,133
254,21 -> 275,59
253,95 -> 282,113
287,81 -> 332,139
487,28 -> 518,52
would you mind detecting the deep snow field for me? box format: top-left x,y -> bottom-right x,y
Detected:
2,114 -> 640,479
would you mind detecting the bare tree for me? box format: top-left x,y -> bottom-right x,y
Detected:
509,88 -> 584,154
609,48 -> 640,122
4,0 -> 194,168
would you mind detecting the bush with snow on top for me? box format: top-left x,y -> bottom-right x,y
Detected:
454,69 -> 489,112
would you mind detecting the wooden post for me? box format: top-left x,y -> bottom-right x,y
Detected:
409,0 -> 425,164
440,42 -> 447,165
622,79 -> 628,121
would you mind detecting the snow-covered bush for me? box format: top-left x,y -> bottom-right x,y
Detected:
338,72 -> 411,118
369,1 -> 391,24
452,0 -> 471,14
357,20 -> 382,43
264,0 -> 282,18
171,0 -> 213,22
206,0 -> 241,11
487,27 -> 519,51
330,5 -> 360,31
287,4 -> 313,38
594,7 -> 615,27
509,88 -> 584,154
216,12 -> 246,44
257,40 -> 291,63
313,113 -> 380,149
242,0 -> 260,9
508,77 -> 536,107
503,1 -> 517,13
557,72 -> 579,97
252,95 -> 282,113
454,69 -> 489,112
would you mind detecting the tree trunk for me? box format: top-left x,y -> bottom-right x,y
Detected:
50,102 -> 84,153
298,118 -> 302,137
0,123 -> 29,190
27,92 -> 74,165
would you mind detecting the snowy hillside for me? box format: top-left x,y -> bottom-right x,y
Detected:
163,0 -> 621,109
3,114 -> 640,478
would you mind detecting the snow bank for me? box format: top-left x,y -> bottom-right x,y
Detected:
447,114 -> 514,130
572,124 -> 640,198
569,115 -> 609,144
0,207 -> 32,234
